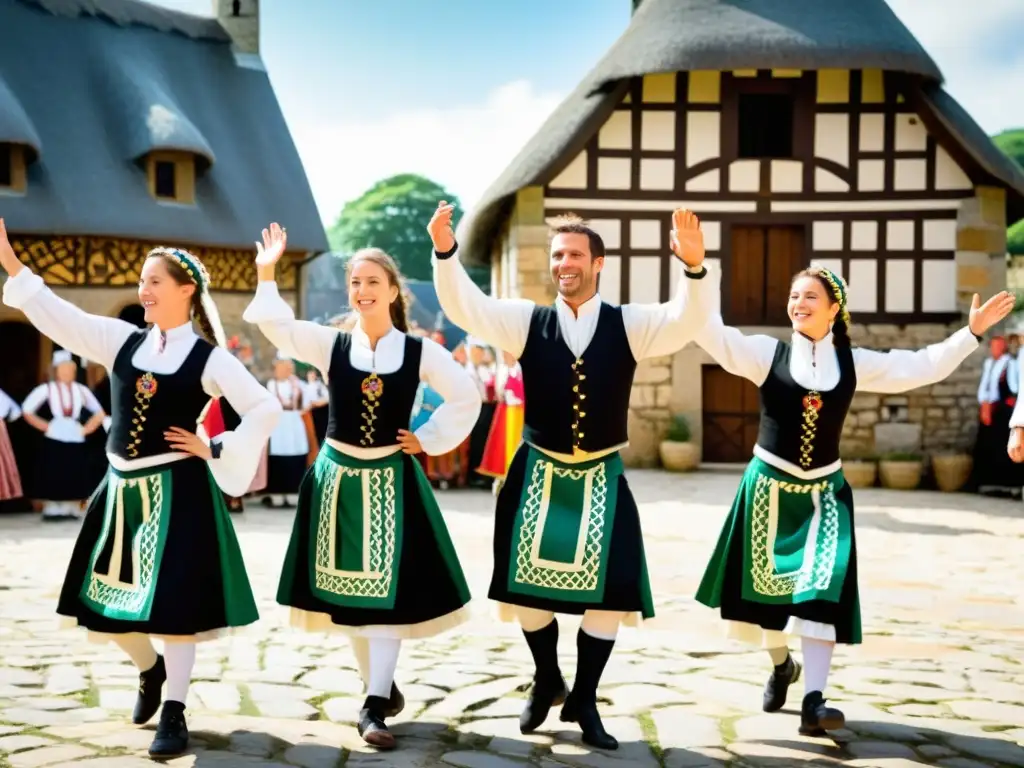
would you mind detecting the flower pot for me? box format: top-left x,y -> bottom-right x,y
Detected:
878,460 -> 922,490
659,440 -> 699,472
931,454 -> 972,492
843,460 -> 877,488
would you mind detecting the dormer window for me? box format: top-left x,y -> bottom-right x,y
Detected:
146,151 -> 195,205
738,93 -> 794,159
0,143 -> 27,193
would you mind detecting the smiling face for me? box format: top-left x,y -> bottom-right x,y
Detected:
550,232 -> 602,301
788,275 -> 839,339
139,255 -> 196,327
348,258 -> 399,324
54,361 -> 77,383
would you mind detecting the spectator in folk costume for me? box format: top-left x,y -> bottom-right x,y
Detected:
263,353 -> 310,508
477,350 -> 525,494
302,368 -> 330,447
21,351 -> 107,520
0,220 -> 280,757
971,335 -> 1021,497
0,388 -> 24,505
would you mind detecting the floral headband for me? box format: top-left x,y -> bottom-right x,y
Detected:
152,248 -> 210,293
809,265 -> 851,325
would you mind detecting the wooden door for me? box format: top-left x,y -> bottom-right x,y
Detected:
702,364 -> 760,463
728,226 -> 805,325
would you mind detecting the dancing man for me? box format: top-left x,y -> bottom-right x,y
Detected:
429,203 -> 707,750
691,263 -> 1012,735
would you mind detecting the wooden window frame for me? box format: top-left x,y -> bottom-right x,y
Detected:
0,144 -> 28,194
722,223 -> 808,327
146,151 -> 196,205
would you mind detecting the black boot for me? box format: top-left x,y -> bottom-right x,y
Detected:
519,619 -> 568,734
763,654 -> 801,713
148,701 -> 188,757
385,681 -> 405,718
132,655 -> 166,725
559,630 -> 618,750
358,695 -> 395,749
799,691 -> 845,736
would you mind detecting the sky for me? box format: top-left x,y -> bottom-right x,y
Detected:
153,0 -> 1024,227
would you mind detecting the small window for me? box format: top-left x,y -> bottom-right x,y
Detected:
0,145 -> 11,187
154,161 -> 177,198
738,93 -> 794,159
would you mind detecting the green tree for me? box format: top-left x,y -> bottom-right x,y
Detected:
993,129 -> 1024,255
328,173 -> 488,287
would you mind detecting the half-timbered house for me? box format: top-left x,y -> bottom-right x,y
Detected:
456,0 -> 1024,465
0,0 -> 327,405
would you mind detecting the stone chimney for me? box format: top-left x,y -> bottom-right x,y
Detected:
215,0 -> 259,55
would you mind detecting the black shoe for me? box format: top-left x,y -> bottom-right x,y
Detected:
519,675 -> 567,734
358,695 -> 395,749
799,691 -> 845,736
560,692 -> 618,750
132,655 -> 166,725
763,655 -> 801,713
383,681 -> 405,718
148,701 -> 188,758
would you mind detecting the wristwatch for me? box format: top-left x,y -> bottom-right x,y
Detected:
210,439 -> 222,460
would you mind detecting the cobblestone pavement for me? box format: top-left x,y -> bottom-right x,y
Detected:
1,468 -> 1024,767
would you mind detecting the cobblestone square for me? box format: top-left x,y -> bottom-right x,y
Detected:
1,469 -> 1023,767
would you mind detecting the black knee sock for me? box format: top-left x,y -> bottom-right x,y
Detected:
573,629 -> 615,705
523,619 -> 562,686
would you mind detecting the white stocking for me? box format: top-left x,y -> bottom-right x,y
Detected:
580,610 -> 624,641
349,637 -> 371,690
367,638 -> 401,699
112,633 -> 158,672
801,637 -> 834,695
163,642 -> 196,704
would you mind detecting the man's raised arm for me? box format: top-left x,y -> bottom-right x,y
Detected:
428,201 -> 534,358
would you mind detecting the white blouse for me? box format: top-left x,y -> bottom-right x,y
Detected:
22,381 -> 103,443
0,388 -> 21,422
431,245 -> 708,361
3,269 -> 282,497
243,281 -> 482,457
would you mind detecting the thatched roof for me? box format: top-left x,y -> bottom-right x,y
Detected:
457,0 -> 1022,262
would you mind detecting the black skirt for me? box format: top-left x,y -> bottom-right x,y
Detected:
487,444 -> 653,617
56,457 -> 258,637
265,454 -> 307,494
34,438 -> 98,501
277,449 -> 470,633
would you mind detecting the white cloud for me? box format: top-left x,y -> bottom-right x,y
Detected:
291,80 -> 564,223
885,0 -> 1024,135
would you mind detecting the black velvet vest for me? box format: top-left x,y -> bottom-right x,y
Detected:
325,333 -> 423,448
519,303 -> 637,454
756,338 -> 857,471
106,330 -> 214,460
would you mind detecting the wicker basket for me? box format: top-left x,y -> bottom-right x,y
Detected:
878,460 -> 923,490
931,454 -> 972,492
843,460 -> 877,488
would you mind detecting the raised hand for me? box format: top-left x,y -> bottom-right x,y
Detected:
165,427 -> 213,461
0,219 -> 24,277
255,222 -> 287,267
669,209 -> 705,268
968,291 -> 1015,336
427,201 -> 456,253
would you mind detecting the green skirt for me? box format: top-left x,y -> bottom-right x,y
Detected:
695,456 -> 862,644
277,443 -> 471,636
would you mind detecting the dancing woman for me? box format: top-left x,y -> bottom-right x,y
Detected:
243,223 -> 481,750
0,219 -> 281,758
691,263 -> 1013,735
0,387 -> 23,505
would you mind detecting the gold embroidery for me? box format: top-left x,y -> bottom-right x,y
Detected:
571,357 -> 587,452
127,373 -> 158,459
798,391 -> 822,469
359,373 -> 383,447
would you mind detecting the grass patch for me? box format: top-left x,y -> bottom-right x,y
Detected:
237,684 -> 260,717
719,714 -> 740,744
636,711 -> 665,765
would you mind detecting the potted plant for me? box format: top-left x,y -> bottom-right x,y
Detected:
659,414 -> 699,472
842,447 -> 878,489
930,451 -> 973,492
878,451 -> 924,490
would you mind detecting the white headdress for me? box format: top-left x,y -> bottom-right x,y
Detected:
51,350 -> 73,366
